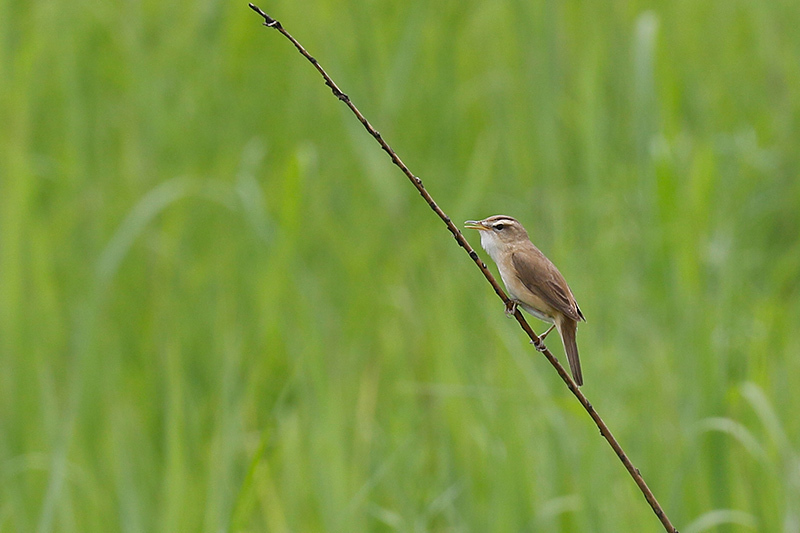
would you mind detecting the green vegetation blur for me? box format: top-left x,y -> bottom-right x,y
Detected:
2,0 -> 799,531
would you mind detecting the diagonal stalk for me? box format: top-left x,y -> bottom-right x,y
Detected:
248,4 -> 679,532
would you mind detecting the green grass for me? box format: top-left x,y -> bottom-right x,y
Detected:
2,0 -> 800,531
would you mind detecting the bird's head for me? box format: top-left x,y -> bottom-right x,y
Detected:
465,215 -> 529,258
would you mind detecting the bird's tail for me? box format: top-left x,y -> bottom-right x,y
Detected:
557,317 -> 582,386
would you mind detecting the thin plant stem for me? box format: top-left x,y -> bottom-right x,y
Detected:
248,4 -> 679,532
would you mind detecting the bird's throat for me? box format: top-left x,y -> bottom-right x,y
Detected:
479,232 -> 503,264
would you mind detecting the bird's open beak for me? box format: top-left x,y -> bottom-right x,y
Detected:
464,220 -> 488,231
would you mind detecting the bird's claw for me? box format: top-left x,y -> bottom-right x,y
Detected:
530,338 -> 547,352
504,301 -> 518,317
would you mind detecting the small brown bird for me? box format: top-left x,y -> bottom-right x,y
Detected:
465,215 -> 586,385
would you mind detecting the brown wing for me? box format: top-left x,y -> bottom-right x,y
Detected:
511,250 -> 584,322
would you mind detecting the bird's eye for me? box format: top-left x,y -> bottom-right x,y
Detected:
494,223 -> 505,231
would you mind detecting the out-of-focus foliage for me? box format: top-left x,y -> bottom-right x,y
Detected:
1,0 -> 799,531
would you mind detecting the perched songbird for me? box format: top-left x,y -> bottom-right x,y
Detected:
465,215 -> 586,385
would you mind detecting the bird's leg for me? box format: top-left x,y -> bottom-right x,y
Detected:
538,324 -> 555,341
504,300 -> 518,317
530,324 -> 555,352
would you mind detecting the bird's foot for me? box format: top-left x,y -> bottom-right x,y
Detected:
530,338 -> 547,352
504,300 -> 518,317
530,325 -> 555,352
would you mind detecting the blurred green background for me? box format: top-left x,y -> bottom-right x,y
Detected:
2,0 -> 799,531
